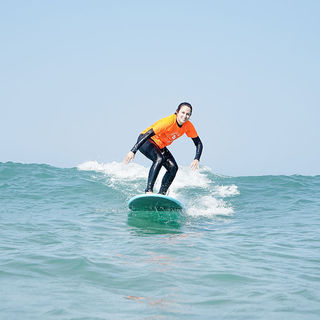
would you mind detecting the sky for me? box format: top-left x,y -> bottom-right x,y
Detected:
1,0 -> 319,176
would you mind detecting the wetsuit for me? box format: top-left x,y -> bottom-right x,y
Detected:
130,114 -> 203,194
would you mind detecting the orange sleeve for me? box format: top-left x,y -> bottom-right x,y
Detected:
185,121 -> 198,138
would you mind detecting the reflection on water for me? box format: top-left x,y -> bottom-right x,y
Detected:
127,210 -> 185,234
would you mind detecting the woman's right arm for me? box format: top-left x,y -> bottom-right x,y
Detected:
124,129 -> 155,164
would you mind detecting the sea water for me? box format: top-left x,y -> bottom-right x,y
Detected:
1,161 -> 320,319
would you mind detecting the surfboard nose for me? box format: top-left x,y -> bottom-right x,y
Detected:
128,194 -> 184,211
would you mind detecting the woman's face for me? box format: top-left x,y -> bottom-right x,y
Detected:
176,106 -> 192,125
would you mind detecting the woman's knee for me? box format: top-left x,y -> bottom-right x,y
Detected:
154,154 -> 165,167
168,161 -> 178,175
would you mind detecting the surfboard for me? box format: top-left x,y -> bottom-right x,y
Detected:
128,194 -> 184,211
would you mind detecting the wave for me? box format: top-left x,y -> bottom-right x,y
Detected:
77,161 -> 239,217
5,161 -> 318,220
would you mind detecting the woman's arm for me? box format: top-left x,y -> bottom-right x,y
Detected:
192,136 -> 203,160
130,129 -> 155,154
124,129 -> 155,164
190,136 -> 203,170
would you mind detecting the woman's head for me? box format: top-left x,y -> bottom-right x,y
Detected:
175,102 -> 192,126
176,102 -> 192,116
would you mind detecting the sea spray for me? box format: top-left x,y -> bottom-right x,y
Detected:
78,161 -> 237,216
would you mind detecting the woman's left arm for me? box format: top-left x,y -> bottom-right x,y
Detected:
190,136 -> 203,170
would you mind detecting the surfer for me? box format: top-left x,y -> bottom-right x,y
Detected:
124,102 -> 203,195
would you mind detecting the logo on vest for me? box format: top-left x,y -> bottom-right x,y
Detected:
170,132 -> 180,141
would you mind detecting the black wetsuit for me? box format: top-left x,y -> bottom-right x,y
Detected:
131,126 -> 203,194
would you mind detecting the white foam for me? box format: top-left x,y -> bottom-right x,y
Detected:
77,161 -> 212,187
77,161 -> 148,180
187,196 -> 234,217
214,185 -> 240,197
77,161 -> 237,217
170,166 -> 211,189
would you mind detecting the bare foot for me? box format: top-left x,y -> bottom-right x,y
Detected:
145,191 -> 153,194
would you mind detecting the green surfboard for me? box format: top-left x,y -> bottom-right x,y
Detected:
128,194 -> 184,211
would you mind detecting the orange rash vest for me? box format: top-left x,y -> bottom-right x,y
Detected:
141,114 -> 198,149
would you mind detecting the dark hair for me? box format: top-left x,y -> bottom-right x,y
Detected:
176,102 -> 193,115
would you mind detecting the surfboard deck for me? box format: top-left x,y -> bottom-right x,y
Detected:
128,194 -> 184,211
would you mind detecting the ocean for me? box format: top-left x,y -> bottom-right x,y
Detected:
1,161 -> 320,319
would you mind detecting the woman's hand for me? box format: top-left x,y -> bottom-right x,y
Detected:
124,151 -> 135,164
190,159 -> 199,170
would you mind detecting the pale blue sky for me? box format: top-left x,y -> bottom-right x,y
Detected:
1,0 -> 319,176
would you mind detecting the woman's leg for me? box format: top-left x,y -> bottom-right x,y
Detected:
138,136 -> 165,193
158,148 -> 178,195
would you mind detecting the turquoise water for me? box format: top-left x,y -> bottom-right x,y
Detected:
1,161 -> 320,319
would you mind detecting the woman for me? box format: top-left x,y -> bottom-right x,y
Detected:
124,102 -> 203,194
